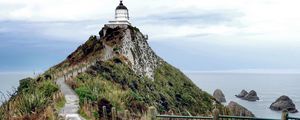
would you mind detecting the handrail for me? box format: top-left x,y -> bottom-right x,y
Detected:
220,115 -> 280,120
152,109 -> 300,120
288,116 -> 300,120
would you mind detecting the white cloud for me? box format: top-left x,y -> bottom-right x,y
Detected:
2,0 -> 300,70
1,0 -> 300,46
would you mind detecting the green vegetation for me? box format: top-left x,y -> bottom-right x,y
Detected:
55,97 -> 66,111
70,57 -> 225,119
74,72 -> 131,119
0,76 -> 63,119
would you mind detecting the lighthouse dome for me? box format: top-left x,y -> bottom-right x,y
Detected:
116,1 -> 128,10
115,0 -> 129,21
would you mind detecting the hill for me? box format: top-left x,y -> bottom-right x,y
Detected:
52,25 -> 229,119
0,25 -> 230,119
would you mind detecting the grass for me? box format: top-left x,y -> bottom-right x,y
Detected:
66,57 -> 226,119
73,73 -> 130,119
55,97 -> 66,111
0,75 -> 62,119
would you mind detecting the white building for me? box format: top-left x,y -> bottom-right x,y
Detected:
108,0 -> 131,25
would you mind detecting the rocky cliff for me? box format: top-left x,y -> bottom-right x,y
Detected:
99,25 -> 161,80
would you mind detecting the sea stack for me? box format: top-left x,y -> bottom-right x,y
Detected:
236,90 -> 259,101
243,90 -> 259,101
235,90 -> 248,98
270,95 -> 298,113
213,89 -> 226,103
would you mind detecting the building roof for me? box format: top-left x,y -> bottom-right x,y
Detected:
116,0 -> 128,10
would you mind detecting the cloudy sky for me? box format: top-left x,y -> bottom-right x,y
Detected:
1,0 -> 300,72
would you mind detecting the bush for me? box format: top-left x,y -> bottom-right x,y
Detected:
18,77 -> 34,93
75,87 -> 96,103
39,80 -> 59,97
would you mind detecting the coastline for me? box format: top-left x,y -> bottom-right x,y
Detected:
186,72 -> 300,118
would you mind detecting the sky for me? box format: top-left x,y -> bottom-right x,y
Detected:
1,0 -> 300,73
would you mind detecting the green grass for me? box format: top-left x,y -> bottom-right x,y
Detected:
0,75 -> 60,119
79,109 -> 92,120
75,73 -> 130,111
55,97 -> 66,111
71,58 -> 221,117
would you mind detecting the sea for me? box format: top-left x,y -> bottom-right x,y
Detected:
1,72 -> 300,118
186,72 -> 300,118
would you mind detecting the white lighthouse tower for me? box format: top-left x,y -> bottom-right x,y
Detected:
108,0 -> 131,25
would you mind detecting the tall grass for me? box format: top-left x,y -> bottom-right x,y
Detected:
71,73 -> 130,119
16,91 -> 48,115
0,76 -> 64,119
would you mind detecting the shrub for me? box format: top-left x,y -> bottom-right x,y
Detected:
75,87 -> 96,103
39,80 -> 59,97
18,77 -> 34,93
17,91 -> 48,115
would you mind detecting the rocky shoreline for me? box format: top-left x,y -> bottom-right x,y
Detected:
212,89 -> 298,115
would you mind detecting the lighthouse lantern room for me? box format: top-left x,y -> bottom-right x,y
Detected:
108,0 -> 131,25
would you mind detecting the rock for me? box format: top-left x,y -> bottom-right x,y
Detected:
235,90 -> 248,98
270,95 -> 298,113
243,90 -> 259,101
227,101 -> 255,117
213,89 -> 226,103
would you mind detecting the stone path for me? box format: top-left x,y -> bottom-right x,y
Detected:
57,77 -> 84,120
56,61 -> 96,120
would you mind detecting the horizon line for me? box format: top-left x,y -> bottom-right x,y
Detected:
183,69 -> 300,74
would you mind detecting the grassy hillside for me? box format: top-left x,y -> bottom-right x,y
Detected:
67,57 -> 228,119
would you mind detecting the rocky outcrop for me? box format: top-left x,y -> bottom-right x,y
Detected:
213,89 -> 226,103
235,90 -> 248,98
227,101 -> 255,117
236,90 -> 259,101
270,95 -> 298,113
243,90 -> 259,101
100,25 -> 161,80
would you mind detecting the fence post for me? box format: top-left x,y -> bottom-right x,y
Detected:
103,106 -> 107,120
213,108 -> 219,120
281,110 -> 288,120
125,110 -> 130,120
147,106 -> 157,120
112,107 -> 117,120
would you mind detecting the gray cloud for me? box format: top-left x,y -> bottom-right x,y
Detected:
135,10 -> 243,26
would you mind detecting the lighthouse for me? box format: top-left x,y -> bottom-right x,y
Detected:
108,0 -> 131,25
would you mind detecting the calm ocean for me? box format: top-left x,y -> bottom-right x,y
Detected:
186,72 -> 300,118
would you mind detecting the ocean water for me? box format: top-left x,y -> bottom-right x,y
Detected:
186,72 -> 300,118
0,72 -> 33,103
